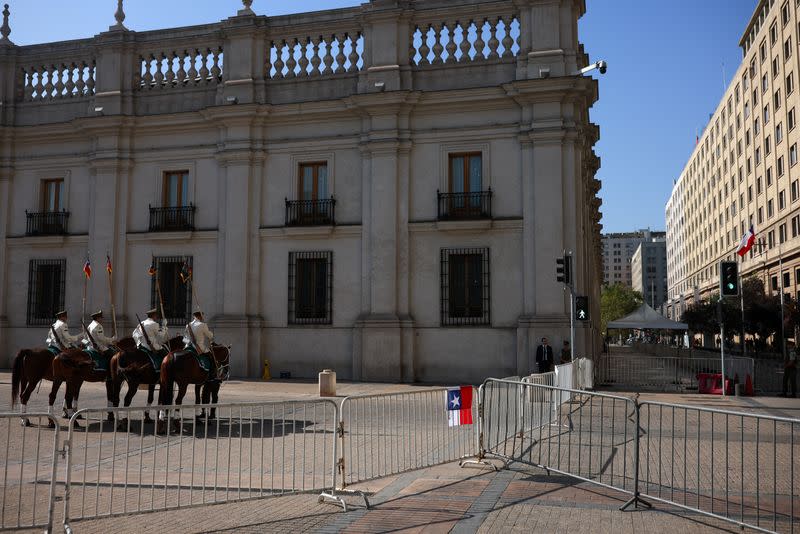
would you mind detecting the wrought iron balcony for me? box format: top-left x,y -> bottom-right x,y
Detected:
285,198 -> 336,226
149,204 -> 196,232
25,210 -> 70,236
437,190 -> 492,220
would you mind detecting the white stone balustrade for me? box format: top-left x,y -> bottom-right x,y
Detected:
136,47 -> 223,90
19,60 -> 96,102
267,33 -> 363,79
410,15 -> 519,66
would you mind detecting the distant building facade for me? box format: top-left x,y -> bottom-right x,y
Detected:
602,229 -> 665,287
666,0 -> 800,323
0,0 -> 603,382
631,240 -> 668,310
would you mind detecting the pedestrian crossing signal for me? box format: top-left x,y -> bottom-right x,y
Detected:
720,261 -> 738,297
575,296 -> 589,321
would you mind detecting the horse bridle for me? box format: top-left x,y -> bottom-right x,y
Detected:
214,344 -> 231,381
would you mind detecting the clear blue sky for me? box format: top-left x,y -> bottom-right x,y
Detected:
5,0 -> 757,233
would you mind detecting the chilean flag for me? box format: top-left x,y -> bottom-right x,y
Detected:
446,386 -> 473,426
737,225 -> 756,257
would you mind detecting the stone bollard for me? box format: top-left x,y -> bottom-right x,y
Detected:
319,369 -> 336,397
734,383 -> 742,397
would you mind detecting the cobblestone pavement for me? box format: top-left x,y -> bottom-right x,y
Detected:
1,371 -> 799,533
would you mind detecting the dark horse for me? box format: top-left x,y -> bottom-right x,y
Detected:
52,348 -> 119,423
158,344 -> 231,433
11,339 -> 134,426
109,336 -> 183,429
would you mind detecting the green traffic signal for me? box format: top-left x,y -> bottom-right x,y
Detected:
720,261 -> 738,297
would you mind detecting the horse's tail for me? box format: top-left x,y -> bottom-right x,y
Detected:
110,353 -> 120,383
160,354 -> 175,407
11,349 -> 28,407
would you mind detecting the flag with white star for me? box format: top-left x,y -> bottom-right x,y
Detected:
446,386 -> 473,426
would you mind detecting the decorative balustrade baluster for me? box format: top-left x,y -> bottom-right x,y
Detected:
54,64 -> 65,98
34,66 -> 44,100
23,68 -> 33,101
418,26 -> 430,66
459,22 -> 471,62
141,56 -> 152,88
43,65 -> 54,99
273,41 -> 285,78
86,63 -> 95,95
198,49 -> 210,82
188,49 -> 199,84
322,35 -> 334,75
311,37 -> 322,76
154,54 -> 165,88
473,19 -> 486,60
487,18 -> 500,59
286,39 -> 298,77
177,51 -> 187,85
445,23 -> 457,64
501,16 -> 514,58
166,52 -> 177,86
75,63 -> 87,95
298,38 -> 310,76
65,63 -> 76,96
431,23 -> 444,65
211,48 -> 222,80
334,35 -> 346,73
347,33 -> 359,72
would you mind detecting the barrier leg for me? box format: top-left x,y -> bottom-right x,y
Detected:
620,402 -> 651,511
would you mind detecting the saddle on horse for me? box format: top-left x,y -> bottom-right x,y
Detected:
176,346 -> 217,378
140,347 -> 168,371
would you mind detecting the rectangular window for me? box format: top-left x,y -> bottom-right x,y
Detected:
448,152 -> 482,193
765,135 -> 772,155
787,72 -> 795,95
298,162 -> 329,201
778,156 -> 785,176
790,108 -> 797,130
755,117 -> 761,135
784,271 -> 791,288
755,148 -> 761,165
441,247 -> 490,326
26,259 -> 66,326
747,157 -> 752,174
761,40 -> 768,62
41,179 -> 64,212
780,189 -> 786,209
748,185 -> 753,202
768,167 -> 774,185
288,251 -> 332,325
776,122 -> 784,143
768,198 -> 775,218
769,230 -> 775,248
162,171 -> 189,207
780,223 -> 787,243
151,256 -> 192,327
758,207 -> 764,224
772,56 -> 779,78
772,275 -> 779,291
757,176 -> 763,194
793,143 -> 799,166
782,1 -> 790,25
786,37 -> 794,60
793,215 -> 800,237
772,21 -> 779,43
792,179 -> 799,201
764,104 -> 770,123
762,74 -> 769,93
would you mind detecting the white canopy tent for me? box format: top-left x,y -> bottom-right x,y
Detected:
607,303 -> 688,330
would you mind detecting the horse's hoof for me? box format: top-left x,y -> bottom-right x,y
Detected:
20,418 -> 31,427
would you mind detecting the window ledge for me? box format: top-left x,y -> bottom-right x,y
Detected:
7,234 -> 88,248
126,229 -> 219,242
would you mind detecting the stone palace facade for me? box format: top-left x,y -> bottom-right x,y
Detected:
0,0 -> 602,382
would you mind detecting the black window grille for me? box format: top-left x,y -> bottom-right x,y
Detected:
149,204 -> 196,232
288,251 -> 332,325
440,248 -> 490,326
285,198 -> 336,226
150,256 -> 192,327
25,210 -> 70,236
27,259 -> 66,326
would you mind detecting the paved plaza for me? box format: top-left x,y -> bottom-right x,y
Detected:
1,370 -> 799,533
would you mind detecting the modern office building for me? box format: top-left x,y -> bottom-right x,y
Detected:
601,229 -> 665,286
666,0 -> 800,322
630,239 -> 668,310
0,0 -> 603,382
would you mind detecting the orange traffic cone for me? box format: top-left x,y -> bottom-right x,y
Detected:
745,373 -> 754,396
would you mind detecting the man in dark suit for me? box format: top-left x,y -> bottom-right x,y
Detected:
535,337 -> 554,374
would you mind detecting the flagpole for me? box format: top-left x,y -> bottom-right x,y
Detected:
740,252 -> 746,359
82,253 -> 88,324
107,254 -> 117,338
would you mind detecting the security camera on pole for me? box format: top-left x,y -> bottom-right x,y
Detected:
719,260 -> 739,396
556,251 -> 575,360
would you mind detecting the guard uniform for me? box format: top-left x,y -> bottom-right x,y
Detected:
83,310 -> 117,362
45,311 -> 81,353
133,309 -> 170,368
183,313 -> 218,378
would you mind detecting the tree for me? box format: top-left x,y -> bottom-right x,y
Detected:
600,283 -> 643,333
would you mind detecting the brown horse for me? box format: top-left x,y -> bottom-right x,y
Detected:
110,336 -> 183,429
158,344 -> 231,432
52,348 -> 117,422
11,348 -> 60,426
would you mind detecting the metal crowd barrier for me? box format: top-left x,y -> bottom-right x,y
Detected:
0,413 -> 60,533
597,355 -> 754,391
481,378 -> 639,496
338,388 -> 478,487
61,400 -> 343,533
638,401 -> 798,534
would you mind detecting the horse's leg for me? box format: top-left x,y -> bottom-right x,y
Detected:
62,381 -> 73,419
105,377 -> 115,422
72,380 -> 83,420
210,384 -> 218,420
117,380 -> 138,431
46,380 -> 62,428
144,384 -> 156,424
195,384 -> 204,419
19,377 -> 39,427
172,382 -> 189,433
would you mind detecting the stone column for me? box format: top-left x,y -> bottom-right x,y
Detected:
212,109 -> 265,377
220,12 -> 264,105
0,138 -> 11,363
515,0 -> 581,80
93,27 -> 137,116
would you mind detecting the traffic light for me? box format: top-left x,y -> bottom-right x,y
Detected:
720,261 -> 739,297
556,254 -> 572,285
575,296 -> 589,321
